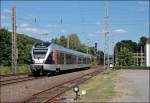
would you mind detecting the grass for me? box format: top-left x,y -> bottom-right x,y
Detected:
66,70 -> 118,102
0,64 -> 31,75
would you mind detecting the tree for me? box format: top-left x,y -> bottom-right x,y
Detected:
138,36 -> 148,46
118,47 -> 134,66
68,33 -> 81,50
51,38 -> 59,44
88,46 -> 95,55
58,35 -> 67,47
0,28 -> 11,65
116,40 -> 137,53
76,44 -> 87,53
0,28 -> 40,66
96,50 -> 104,65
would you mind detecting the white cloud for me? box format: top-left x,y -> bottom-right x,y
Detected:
60,29 -> 66,33
95,30 -> 102,34
114,28 -> 127,33
137,1 -> 149,5
19,23 -> 30,27
47,24 -> 57,28
137,1 -> 149,12
96,21 -> 101,26
88,33 -> 98,37
17,27 -> 50,35
146,21 -> 149,26
18,27 -> 38,33
2,9 -> 12,14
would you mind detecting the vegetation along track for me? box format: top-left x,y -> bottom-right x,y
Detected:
0,73 -> 37,86
20,68 -> 104,103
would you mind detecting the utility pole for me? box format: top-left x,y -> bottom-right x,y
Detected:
140,45 -> 143,66
112,32 -> 114,67
67,36 -> 69,48
12,7 -> 17,74
86,47 -> 88,54
136,45 -> 138,66
104,0 -> 109,70
0,8 -> 1,29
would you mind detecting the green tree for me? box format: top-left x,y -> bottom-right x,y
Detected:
58,35 -> 67,47
138,36 -> 148,45
96,50 -> 104,65
88,46 -> 95,55
51,38 -> 59,44
0,28 -> 11,65
76,44 -> 87,53
0,28 -> 40,66
118,47 -> 134,66
68,33 -> 81,50
116,40 -> 137,53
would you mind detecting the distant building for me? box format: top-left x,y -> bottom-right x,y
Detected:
146,39 -> 150,67
114,39 -> 150,67
133,52 -> 145,66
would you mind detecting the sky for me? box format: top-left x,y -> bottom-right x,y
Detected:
1,0 -> 149,54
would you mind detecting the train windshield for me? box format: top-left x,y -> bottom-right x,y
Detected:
33,49 -> 48,59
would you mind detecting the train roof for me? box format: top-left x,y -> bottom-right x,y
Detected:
33,42 -> 92,57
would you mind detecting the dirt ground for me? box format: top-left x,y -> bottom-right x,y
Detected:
62,69 -> 149,103
112,69 -> 149,103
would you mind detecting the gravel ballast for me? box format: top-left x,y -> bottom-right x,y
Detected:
0,67 -> 102,102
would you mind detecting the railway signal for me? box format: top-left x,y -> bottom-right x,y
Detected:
73,85 -> 80,100
95,42 -> 97,55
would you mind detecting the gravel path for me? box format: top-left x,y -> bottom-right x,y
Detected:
114,69 -> 149,103
0,67 -> 101,102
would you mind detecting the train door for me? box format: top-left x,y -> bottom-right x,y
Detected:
53,50 -> 58,64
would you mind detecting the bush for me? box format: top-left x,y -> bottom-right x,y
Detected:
0,64 -> 31,75
113,66 -> 149,70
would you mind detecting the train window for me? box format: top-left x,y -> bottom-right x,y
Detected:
33,49 -> 47,59
72,55 -> 77,64
83,57 -> 86,64
66,54 -> 76,64
78,57 -> 83,64
87,58 -> 90,64
58,52 -> 64,64
45,52 -> 54,64
66,54 -> 71,64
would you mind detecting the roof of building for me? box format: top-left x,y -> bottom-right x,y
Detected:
146,39 -> 150,44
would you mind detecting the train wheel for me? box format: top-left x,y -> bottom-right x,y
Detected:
42,71 -> 47,76
47,71 -> 55,77
32,71 -> 39,77
55,68 -> 60,75
39,69 -> 43,76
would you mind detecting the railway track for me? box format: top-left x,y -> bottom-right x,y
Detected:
20,68 -> 104,103
0,74 -> 36,86
0,73 -> 30,77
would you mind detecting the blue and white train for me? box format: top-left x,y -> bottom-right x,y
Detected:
30,42 -> 92,76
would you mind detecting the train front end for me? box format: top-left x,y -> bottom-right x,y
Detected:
30,42 -> 50,76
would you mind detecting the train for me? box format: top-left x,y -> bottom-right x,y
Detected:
30,42 -> 92,76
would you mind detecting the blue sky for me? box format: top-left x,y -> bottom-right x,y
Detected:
1,0 -> 149,54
